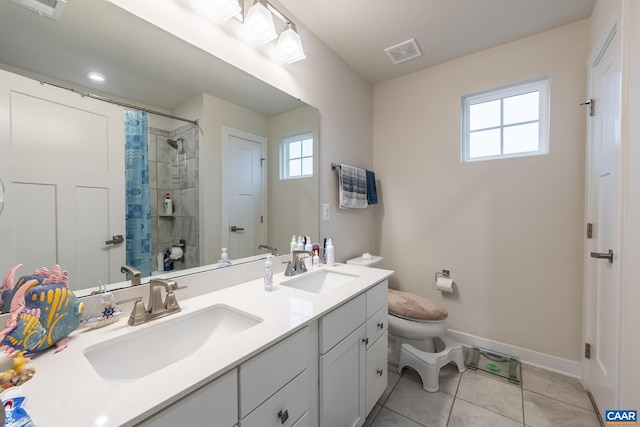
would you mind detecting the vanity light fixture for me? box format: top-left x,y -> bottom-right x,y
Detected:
242,0 -> 277,45
240,0 -> 306,63
86,72 -> 105,82
276,22 -> 306,64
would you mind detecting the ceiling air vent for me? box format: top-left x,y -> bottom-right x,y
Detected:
10,0 -> 66,21
384,38 -> 422,65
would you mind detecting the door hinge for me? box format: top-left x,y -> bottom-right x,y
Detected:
587,223 -> 593,239
580,99 -> 594,117
585,343 -> 591,359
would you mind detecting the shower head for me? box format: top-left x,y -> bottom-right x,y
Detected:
166,138 -> 179,149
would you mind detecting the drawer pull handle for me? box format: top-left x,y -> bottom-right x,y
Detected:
377,322 -> 384,329
362,337 -> 369,345
278,409 -> 289,424
377,369 -> 384,376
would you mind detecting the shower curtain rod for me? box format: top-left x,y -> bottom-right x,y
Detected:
41,81 -> 199,126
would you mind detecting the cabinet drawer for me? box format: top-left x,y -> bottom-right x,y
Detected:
240,370 -> 309,427
366,280 -> 388,317
365,305 -> 388,349
240,327 -> 309,417
319,293 -> 366,354
366,331 -> 388,415
136,369 -> 237,427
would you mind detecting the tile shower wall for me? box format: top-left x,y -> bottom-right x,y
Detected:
148,123 -> 199,272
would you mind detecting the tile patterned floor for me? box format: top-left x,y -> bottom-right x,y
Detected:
364,360 -> 602,427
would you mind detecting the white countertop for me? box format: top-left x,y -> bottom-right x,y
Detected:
19,263 -> 393,427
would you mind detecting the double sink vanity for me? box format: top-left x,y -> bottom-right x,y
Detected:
18,257 -> 393,427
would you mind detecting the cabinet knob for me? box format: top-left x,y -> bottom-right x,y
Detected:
362,337 -> 369,345
377,369 -> 384,376
377,322 -> 384,329
278,409 -> 289,424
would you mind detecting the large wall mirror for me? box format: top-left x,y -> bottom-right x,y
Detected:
0,0 -> 319,295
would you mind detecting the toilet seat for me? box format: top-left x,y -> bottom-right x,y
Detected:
387,289 -> 448,321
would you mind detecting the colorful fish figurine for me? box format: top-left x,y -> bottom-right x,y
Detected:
0,264 -> 84,356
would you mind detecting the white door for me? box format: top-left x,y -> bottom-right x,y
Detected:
585,25 -> 622,412
222,127 -> 266,260
0,70 -> 125,291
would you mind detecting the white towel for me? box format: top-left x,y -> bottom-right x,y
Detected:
339,164 -> 368,209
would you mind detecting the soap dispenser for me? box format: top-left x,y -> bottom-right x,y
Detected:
290,235 -> 297,253
164,193 -> 173,215
217,248 -> 232,268
264,255 -> 274,291
325,238 -> 335,267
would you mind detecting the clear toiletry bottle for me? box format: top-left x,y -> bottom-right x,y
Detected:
325,238 -> 335,267
164,193 -> 173,215
296,236 -> 304,250
312,250 -> 320,267
264,255 -> 273,291
304,236 -> 312,252
217,248 -> 232,268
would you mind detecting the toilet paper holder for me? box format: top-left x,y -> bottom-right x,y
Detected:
435,270 -> 450,281
435,269 -> 455,293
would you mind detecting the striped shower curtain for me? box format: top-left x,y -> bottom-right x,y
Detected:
124,110 -> 152,277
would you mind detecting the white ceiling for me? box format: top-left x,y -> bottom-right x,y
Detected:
0,0 -> 596,112
277,0 -> 596,83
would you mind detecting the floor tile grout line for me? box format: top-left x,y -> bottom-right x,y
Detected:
453,394 -> 526,425
445,368 -> 464,427
523,388 -> 598,413
380,406 -> 429,427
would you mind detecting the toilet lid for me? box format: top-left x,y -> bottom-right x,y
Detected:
388,289 -> 448,321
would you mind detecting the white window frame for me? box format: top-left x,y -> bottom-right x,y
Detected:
280,131 -> 314,180
461,77 -> 550,162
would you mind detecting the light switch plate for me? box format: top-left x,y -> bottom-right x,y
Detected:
322,203 -> 330,221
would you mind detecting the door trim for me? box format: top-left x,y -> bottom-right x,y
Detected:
582,20 -> 622,411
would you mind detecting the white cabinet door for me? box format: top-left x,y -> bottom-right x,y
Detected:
319,324 -> 366,427
366,331 -> 388,414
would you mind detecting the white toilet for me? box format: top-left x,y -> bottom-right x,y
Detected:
347,255 -> 466,393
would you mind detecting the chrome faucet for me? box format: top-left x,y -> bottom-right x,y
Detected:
120,265 -> 141,286
285,250 -> 314,276
258,244 -> 278,255
128,278 -> 181,326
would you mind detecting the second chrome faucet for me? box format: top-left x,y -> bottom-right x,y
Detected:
120,265 -> 141,286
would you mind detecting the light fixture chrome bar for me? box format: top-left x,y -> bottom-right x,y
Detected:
239,0 -> 293,25
264,1 -> 293,25
40,81 -> 199,126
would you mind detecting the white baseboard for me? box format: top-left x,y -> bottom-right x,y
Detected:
446,329 -> 582,379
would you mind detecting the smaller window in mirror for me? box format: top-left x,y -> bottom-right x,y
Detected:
281,132 -> 314,179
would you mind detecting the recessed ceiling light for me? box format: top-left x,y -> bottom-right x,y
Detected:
87,72 -> 105,82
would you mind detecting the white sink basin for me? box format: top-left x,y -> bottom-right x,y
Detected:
83,304 -> 262,381
281,269 -> 359,294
